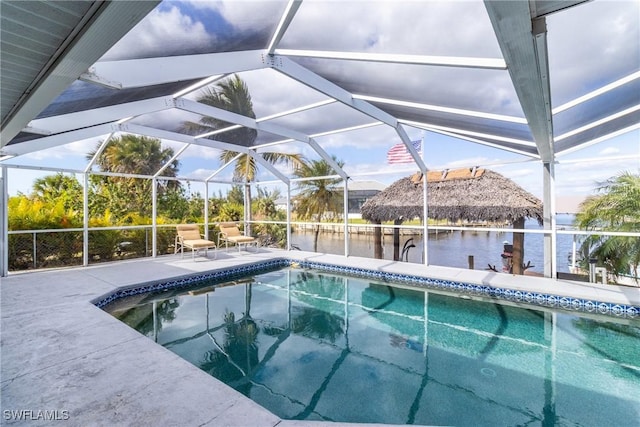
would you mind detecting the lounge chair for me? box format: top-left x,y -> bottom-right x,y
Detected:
175,224 -> 217,259
218,222 -> 259,252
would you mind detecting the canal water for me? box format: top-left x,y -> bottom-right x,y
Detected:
290,215 -> 577,275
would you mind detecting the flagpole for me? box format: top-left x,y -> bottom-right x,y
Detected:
422,131 -> 429,266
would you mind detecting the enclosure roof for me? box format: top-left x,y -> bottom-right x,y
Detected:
1,0 -> 639,171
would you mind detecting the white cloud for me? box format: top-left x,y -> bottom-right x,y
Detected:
343,162 -> 418,185
273,1 -> 520,115
185,0 -> 285,32
184,167 -> 231,182
442,157 -> 493,170
280,1 -> 500,57
102,5 -> 211,60
599,147 -> 620,155
240,68 -> 328,118
22,136 -> 105,163
547,1 -> 640,103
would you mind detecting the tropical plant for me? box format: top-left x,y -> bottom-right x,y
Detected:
575,172 -> 640,281
182,75 -> 302,231
226,185 -> 244,205
8,195 -> 81,230
182,74 -> 258,146
89,134 -> 179,178
87,210 -> 121,261
216,202 -> 244,222
7,195 -> 83,269
293,156 -> 345,252
252,186 -> 280,220
31,173 -> 84,212
249,187 -> 287,247
199,283 -> 259,396
290,271 -> 346,342
87,134 -> 180,219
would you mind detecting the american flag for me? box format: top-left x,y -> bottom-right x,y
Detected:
386,140 -> 422,164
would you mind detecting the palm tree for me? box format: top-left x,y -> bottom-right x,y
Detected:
182,74 -> 302,232
182,75 -> 258,148
31,173 -> 84,212
575,172 -> 640,281
89,134 -> 179,178
293,156 -> 345,252
87,134 -> 179,217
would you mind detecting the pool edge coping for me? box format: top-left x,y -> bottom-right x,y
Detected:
94,256 -> 639,319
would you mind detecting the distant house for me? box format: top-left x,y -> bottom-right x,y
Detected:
275,180 -> 387,219
339,180 -> 387,218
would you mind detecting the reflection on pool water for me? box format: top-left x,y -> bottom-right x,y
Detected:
105,267 -> 640,426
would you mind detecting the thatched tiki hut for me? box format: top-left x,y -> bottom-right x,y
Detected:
360,168 -> 543,274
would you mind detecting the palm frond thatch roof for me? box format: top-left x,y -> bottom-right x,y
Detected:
360,168 -> 543,224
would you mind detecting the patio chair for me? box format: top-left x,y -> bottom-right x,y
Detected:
217,222 -> 259,252
175,224 -> 217,259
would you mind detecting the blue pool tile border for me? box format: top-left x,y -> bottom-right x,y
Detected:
94,258 -> 639,318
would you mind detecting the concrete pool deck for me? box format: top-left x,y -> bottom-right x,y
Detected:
2,249 -> 639,426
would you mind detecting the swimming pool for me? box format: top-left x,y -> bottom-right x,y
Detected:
101,260 -> 640,425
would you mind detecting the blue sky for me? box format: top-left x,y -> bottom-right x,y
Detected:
4,0 -> 640,213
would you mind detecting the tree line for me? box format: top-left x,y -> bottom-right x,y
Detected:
7,137 -> 343,269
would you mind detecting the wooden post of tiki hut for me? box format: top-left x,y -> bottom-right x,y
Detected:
360,168 -> 543,273
373,220 -> 383,259
511,217 -> 526,274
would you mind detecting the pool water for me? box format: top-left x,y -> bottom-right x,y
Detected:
106,267 -> 640,426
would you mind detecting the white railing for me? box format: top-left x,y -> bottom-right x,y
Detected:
5,220 -> 639,287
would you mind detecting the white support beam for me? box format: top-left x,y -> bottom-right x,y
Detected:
267,55 -> 400,127
396,124 -> 427,173
2,123 -> 118,157
207,154 -> 242,181
543,160 -> 557,279
87,50 -> 269,89
247,150 -> 290,184
154,143 -> 190,178
177,98 -> 259,133
554,105 -> 640,143
401,119 -> 541,158
172,75 -> 226,99
79,69 -> 122,89
552,71 -> 640,114
276,49 -> 507,70
121,123 -> 249,154
26,97 -> 175,136
422,170 -> 429,266
152,178 -> 158,257
85,132 -> 115,173
484,1 -> 554,162
267,0 -> 303,54
83,173 -> 89,267
257,99 -> 336,123
204,182 -> 210,240
286,184 -> 292,250
309,122 -> 382,140
307,139 -> 349,180
122,123 -> 289,183
176,98 -> 350,179
343,179 -> 349,256
354,94 -> 526,124
176,98 -> 314,144
531,0 -> 590,18
0,165 -> 7,276
555,124 -> 640,158
259,121 -> 382,148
